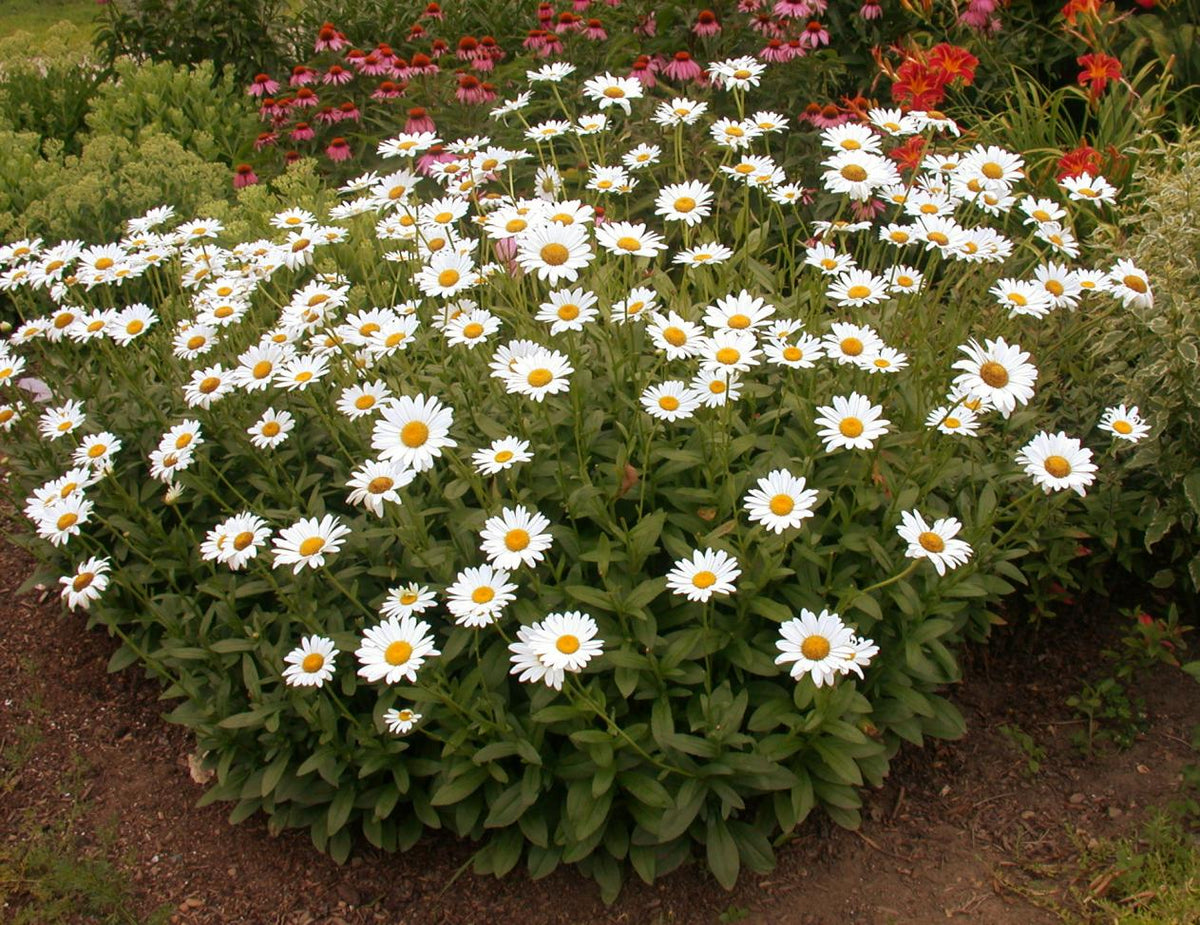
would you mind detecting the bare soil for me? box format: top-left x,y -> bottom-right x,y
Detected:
1,529 -> 1196,925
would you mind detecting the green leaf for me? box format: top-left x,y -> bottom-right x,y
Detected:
563,584 -> 614,612
430,767 -> 489,806
327,786 -> 355,836
706,816 -> 740,890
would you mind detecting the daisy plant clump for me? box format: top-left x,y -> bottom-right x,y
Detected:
0,59 -> 1152,900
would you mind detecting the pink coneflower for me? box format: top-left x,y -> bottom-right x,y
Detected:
523,29 -> 549,53
417,145 -> 456,176
458,36 -> 482,61
693,9 -> 721,35
290,65 -> 318,87
802,19 -> 830,46
572,0 -> 590,10
786,38 -> 807,58
404,107 -> 436,134
372,80 -> 406,100
470,55 -> 495,72
360,53 -> 389,76
254,131 -> 278,150
345,49 -> 367,70
314,22 -> 348,53
284,150 -> 302,165
859,0 -> 882,18
541,32 -> 564,54
326,137 -> 352,162
293,86 -> 318,108
315,105 -> 340,125
258,97 -> 278,121
339,100 -> 361,121
290,122 -> 315,141
760,37 -> 790,62
629,54 -> 657,87
247,73 -> 278,97
738,0 -> 763,10
583,18 -> 607,39
850,198 -> 886,221
537,2 -> 554,23
233,163 -> 259,188
456,73 -> 493,104
959,0 -> 1000,30
323,64 -> 353,85
422,2 -> 443,20
810,103 -> 852,128
408,53 -> 439,76
481,36 -> 504,63
751,12 -> 786,36
664,50 -> 703,82
773,0 -> 813,17
410,24 -> 428,41
429,38 -> 448,57
555,12 -> 582,32
634,13 -> 657,35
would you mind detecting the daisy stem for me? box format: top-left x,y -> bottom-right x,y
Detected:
854,558 -> 921,599
566,676 -> 695,779
325,567 -> 377,621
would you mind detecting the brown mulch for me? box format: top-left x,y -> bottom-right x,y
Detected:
1,528 -> 1196,925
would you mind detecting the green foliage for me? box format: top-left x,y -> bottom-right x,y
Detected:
86,59 -> 260,166
0,55 -> 105,157
998,723 -> 1045,777
1068,677 -> 1148,756
1091,130 -> 1200,591
93,0 -> 290,85
4,131 -> 227,242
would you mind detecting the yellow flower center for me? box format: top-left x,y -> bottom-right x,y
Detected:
727,314 -> 752,329
896,276 -> 913,288
57,420 -> 73,432
527,368 -> 553,388
472,586 -> 495,604
434,211 -> 453,224
978,361 -> 1009,388
354,394 -> 377,411
57,513 -> 78,530
301,653 -> 325,672
708,380 -> 726,394
1007,293 -> 1027,307
918,531 -> 945,553
725,126 -> 745,138
385,640 -> 413,666
462,322 -> 484,339
673,197 -> 696,213
368,476 -> 395,494
401,421 -> 430,447
233,531 -> 255,550
616,236 -> 641,252
733,68 -> 752,79
556,304 -> 580,321
800,635 -> 830,660
87,320 -> 105,333
927,232 -> 950,246
437,269 -> 461,288
840,165 -> 868,183
505,528 -> 530,551
783,346 -> 803,362
385,332 -> 407,348
890,231 -> 910,243
1122,274 -> 1147,294
198,376 -> 221,394
215,305 -> 234,319
944,416 -> 961,429
840,337 -> 863,356
295,371 -> 313,383
1043,455 -> 1072,478
556,634 -> 581,653
400,591 -> 419,605
427,238 -> 447,252
841,139 -> 861,150
187,335 -> 207,351
540,243 -> 569,266
261,421 -> 281,437
1045,280 -> 1065,296
846,285 -> 871,300
603,86 -> 625,98
981,162 -> 1004,180
839,417 -> 864,438
1032,209 -> 1051,222
291,238 -> 311,252
0,409 -> 13,424
692,570 -> 717,589
769,494 -> 794,516
662,326 -> 687,347
72,571 -> 94,591
658,395 -> 680,412
505,218 -> 528,233
87,443 -> 107,458
94,257 -> 114,270
1113,420 -> 1133,434
873,358 -> 890,368
494,450 -> 514,463
298,536 -> 326,557
715,347 -> 740,365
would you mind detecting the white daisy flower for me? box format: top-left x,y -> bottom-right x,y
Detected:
1015,431 -> 1098,496
446,564 -> 518,627
814,393 -> 891,452
272,514 -> 352,573
950,337 -> 1038,419
346,459 -> 416,517
355,615 -> 440,684
60,556 -> 111,610
247,408 -> 295,449
383,707 -> 422,735
504,349 -> 574,402
536,288 -> 599,334
743,470 -> 819,534
472,437 -> 533,475
1098,404 -> 1150,443
666,548 -> 740,603
641,381 -> 702,422
479,505 -> 553,570
509,611 -> 604,691
896,510 -> 973,576
775,609 -> 859,687
282,636 -> 338,688
380,584 -> 437,620
925,404 -> 981,437
372,394 -> 456,471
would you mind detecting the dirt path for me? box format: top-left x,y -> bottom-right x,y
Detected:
1,529 -> 1195,925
